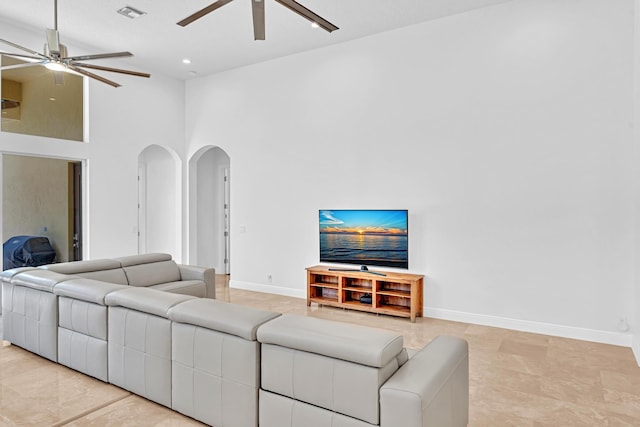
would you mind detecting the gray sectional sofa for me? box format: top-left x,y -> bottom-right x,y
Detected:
1,255 -> 469,427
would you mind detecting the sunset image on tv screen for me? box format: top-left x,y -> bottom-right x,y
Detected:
319,210 -> 408,269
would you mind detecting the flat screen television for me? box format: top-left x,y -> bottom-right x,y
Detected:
319,209 -> 408,269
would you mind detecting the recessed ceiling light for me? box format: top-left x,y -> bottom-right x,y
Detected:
182,58 -> 192,64
117,6 -> 146,19
49,97 -> 56,101
311,22 -> 320,28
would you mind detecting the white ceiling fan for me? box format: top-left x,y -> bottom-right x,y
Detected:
178,0 -> 339,41
0,0 -> 150,88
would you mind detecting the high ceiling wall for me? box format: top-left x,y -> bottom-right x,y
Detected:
186,0 -> 637,348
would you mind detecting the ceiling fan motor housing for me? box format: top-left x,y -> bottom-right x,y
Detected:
45,28 -> 61,57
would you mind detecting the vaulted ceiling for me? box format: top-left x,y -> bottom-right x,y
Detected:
0,0 -> 510,80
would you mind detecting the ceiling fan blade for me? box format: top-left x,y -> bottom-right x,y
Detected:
64,51 -> 133,62
53,70 -> 64,85
177,0 -> 235,27
0,51 -> 46,62
0,38 -> 48,59
275,0 -> 338,33
252,0 -> 265,40
71,62 -> 150,78
67,64 -> 121,88
0,62 -> 44,71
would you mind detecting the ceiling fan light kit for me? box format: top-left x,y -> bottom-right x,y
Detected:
0,0 -> 150,87
178,0 -> 338,41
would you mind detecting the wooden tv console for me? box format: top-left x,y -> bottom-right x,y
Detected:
306,265 -> 424,322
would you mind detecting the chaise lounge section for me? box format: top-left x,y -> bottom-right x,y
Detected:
257,314 -> 469,427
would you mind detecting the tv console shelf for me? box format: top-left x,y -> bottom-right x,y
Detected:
306,265 -> 424,322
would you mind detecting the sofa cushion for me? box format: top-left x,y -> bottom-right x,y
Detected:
41,259 -> 129,285
41,259 -> 121,273
121,260 -> 182,287
257,314 -> 404,368
104,287 -> 195,318
168,298 -> 281,341
54,279 -> 128,305
11,269 -> 75,292
0,266 -> 36,284
150,280 -> 206,298
115,253 -> 172,267
75,269 -> 129,285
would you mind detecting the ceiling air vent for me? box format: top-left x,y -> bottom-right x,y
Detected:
117,6 -> 147,19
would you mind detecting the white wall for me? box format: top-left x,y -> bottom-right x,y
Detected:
0,21 -> 186,261
186,0 -> 635,345
633,0 -> 640,363
139,145 -> 181,259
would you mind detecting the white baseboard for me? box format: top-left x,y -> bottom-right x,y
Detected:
230,280 -> 306,299
228,281 -> 633,349
426,307 -> 632,348
632,335 -> 640,366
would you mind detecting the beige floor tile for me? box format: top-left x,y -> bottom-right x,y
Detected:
63,395 -> 205,426
0,274 -> 639,426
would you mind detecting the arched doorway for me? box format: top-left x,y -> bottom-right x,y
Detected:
188,146 -> 231,273
138,145 -> 181,260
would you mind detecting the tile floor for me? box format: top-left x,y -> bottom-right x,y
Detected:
0,275 -> 639,426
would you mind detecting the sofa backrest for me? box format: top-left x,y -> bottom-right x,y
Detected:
41,259 -> 128,285
115,253 -> 181,287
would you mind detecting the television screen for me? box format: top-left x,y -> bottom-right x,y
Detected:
319,209 -> 408,269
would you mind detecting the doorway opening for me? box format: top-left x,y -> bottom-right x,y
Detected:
2,153 -> 84,269
188,146 -> 231,274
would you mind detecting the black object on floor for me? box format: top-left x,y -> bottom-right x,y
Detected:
3,235 -> 56,270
